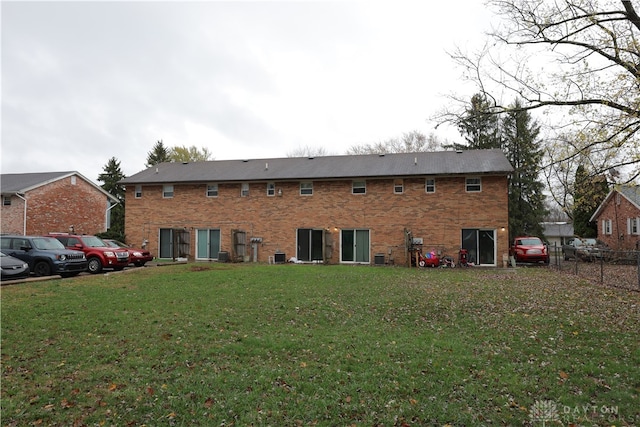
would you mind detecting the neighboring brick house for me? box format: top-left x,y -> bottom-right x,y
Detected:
590,185 -> 640,250
0,172 -> 119,236
120,149 -> 513,266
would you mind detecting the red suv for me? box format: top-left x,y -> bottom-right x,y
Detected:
46,233 -> 130,274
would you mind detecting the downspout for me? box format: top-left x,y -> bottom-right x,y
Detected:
105,200 -> 120,231
15,193 -> 27,235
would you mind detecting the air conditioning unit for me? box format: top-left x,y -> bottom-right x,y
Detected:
218,251 -> 229,262
274,252 -> 286,264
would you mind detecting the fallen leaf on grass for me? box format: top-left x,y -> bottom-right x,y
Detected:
60,398 -> 74,408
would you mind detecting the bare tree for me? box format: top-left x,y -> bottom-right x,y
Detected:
438,0 -> 640,186
286,145 -> 330,158
346,131 -> 444,155
170,145 -> 213,162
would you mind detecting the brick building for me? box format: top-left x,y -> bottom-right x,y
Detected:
120,149 -> 513,266
590,185 -> 640,250
0,172 -> 118,236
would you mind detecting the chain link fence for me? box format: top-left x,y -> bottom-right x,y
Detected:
548,243 -> 640,291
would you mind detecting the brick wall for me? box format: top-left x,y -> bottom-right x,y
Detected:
0,196 -> 26,234
124,175 -> 510,266
595,192 -> 640,250
0,175 -> 110,236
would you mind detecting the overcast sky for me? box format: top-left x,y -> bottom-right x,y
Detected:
1,1 -> 494,182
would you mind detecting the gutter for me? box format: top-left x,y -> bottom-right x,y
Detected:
14,193 -> 27,235
105,200 -> 120,231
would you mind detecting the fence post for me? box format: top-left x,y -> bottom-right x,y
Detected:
637,251 -> 640,290
600,254 -> 604,284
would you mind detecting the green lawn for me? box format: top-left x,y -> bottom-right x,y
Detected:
2,264 -> 639,426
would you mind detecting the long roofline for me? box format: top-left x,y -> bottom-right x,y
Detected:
1,171 -> 119,204
120,149 -> 514,185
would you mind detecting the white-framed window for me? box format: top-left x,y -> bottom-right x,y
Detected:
352,180 -> 366,194
135,185 -> 142,198
425,178 -> 436,193
627,217 -> 640,235
465,177 -> 481,192
163,184 -> 174,198
300,181 -> 313,195
3,196 -> 11,206
241,183 -> 250,197
71,176 -> 77,185
394,179 -> 404,194
206,183 -> 218,197
267,182 -> 275,196
602,219 -> 612,235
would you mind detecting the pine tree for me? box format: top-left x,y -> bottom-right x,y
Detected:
145,140 -> 171,168
97,157 -> 126,239
456,93 -> 501,150
501,99 -> 548,238
573,165 -> 609,238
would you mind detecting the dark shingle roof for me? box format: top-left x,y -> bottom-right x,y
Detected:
120,149 -> 513,184
1,171 -> 76,193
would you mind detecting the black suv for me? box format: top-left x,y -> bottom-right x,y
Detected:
0,235 -> 88,277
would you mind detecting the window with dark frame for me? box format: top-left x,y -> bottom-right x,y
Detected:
3,196 -> 11,206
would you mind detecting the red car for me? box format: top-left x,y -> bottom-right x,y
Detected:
104,239 -> 154,267
510,236 -> 549,264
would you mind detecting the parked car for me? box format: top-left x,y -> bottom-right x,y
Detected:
0,251 -> 30,280
0,235 -> 87,277
563,237 -> 611,261
46,233 -> 129,274
510,236 -> 550,264
103,239 -> 154,267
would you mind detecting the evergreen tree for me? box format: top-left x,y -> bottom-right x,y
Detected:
502,99 -> 547,238
97,157 -> 126,240
145,140 -> 171,167
455,93 -> 501,150
573,165 -> 609,238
